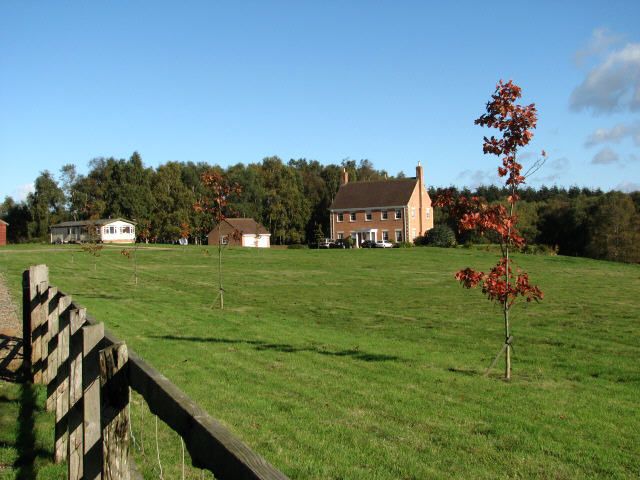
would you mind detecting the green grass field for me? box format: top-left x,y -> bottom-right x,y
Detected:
0,245 -> 638,479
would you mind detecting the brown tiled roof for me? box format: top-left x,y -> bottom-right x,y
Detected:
224,218 -> 270,235
330,178 -> 417,210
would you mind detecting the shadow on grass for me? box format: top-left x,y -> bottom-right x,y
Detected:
0,334 -> 24,382
152,335 -> 403,362
13,382 -> 49,480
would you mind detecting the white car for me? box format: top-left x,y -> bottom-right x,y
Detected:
374,240 -> 394,248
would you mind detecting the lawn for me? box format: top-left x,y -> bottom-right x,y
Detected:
0,244 -> 638,479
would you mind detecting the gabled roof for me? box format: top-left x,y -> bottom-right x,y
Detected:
224,218 -> 270,235
50,218 -> 137,228
330,178 -> 418,210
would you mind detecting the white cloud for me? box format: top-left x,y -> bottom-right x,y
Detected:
12,183 -> 34,202
529,156 -> 569,184
584,122 -> 640,147
570,42 -> 640,113
591,147 -> 620,165
574,28 -> 624,65
456,168 -> 499,188
615,181 -> 640,192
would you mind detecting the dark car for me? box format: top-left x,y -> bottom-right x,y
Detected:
360,239 -> 376,248
331,239 -> 350,249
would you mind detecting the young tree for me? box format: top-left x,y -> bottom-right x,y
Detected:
194,171 -> 242,309
435,80 -> 545,380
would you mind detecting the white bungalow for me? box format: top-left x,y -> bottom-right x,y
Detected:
50,218 -> 136,244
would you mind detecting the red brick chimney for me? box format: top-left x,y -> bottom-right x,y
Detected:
341,168 -> 349,185
416,161 -> 424,234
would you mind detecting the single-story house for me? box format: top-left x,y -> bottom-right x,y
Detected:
0,219 -> 7,246
50,218 -> 136,244
207,218 -> 271,248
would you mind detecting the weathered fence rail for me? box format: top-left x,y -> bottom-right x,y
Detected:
23,264 -> 289,480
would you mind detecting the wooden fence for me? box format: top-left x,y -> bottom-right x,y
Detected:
23,264 -> 289,480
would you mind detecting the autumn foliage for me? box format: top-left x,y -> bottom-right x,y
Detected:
435,80 -> 544,379
193,171 -> 242,224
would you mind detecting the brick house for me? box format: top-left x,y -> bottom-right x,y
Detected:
329,163 -> 433,246
207,218 -> 271,248
0,219 -> 7,246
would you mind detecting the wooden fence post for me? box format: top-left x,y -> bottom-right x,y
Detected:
22,270 -> 31,379
100,343 -> 130,480
24,265 -> 48,383
68,307 -> 87,480
83,322 -> 105,480
52,295 -> 73,463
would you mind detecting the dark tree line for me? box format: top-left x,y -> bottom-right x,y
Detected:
0,153 -> 389,246
430,186 -> 640,263
1,152 -> 638,263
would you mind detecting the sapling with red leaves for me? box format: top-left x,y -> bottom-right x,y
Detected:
435,80 -> 545,380
194,171 -> 242,309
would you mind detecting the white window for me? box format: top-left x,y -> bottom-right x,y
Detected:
426,207 -> 431,219
365,211 -> 372,221
337,213 -> 344,222
382,230 -> 389,241
411,207 -> 415,218
337,232 -> 343,239
350,213 -> 356,222
395,229 -> 403,242
381,210 -> 388,220
412,229 -> 416,239
220,235 -> 228,245
121,225 -> 131,234
395,209 -> 402,219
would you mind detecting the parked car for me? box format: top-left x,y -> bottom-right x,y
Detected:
330,239 -> 349,248
360,239 -> 376,248
374,240 -> 394,248
318,239 -> 334,249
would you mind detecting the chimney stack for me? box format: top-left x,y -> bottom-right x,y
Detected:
417,161 -> 424,234
341,168 -> 349,185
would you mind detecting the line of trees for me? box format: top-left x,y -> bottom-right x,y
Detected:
0,153 -> 390,246
1,152 -> 638,263
432,186 -> 640,263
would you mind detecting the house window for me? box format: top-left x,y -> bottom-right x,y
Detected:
365,211 -> 372,221
350,213 -> 356,222
412,229 -> 416,239
382,230 -> 389,241
381,210 -> 388,220
426,207 -> 431,219
111,226 -> 117,234
395,209 -> 402,219
395,229 -> 403,242
220,235 -> 228,245
121,226 -> 131,234
411,207 -> 415,218
337,213 -> 344,222
337,232 -> 343,239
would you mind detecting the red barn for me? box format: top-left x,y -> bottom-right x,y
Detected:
0,220 -> 7,246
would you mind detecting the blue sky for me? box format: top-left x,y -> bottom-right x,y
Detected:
1,1 -> 639,201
